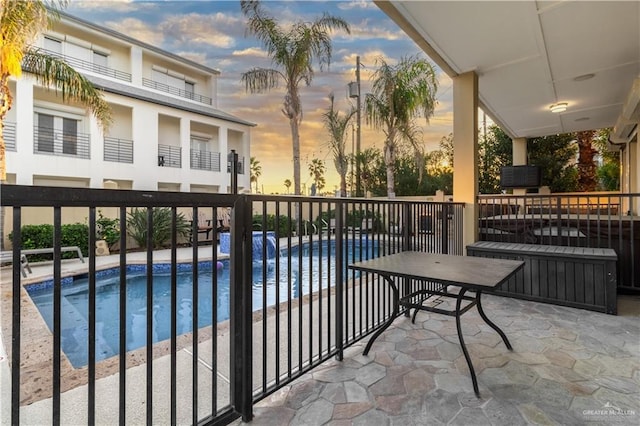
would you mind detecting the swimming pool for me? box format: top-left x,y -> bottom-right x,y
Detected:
26,239 -> 378,368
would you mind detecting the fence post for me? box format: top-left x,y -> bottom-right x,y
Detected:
442,203 -> 449,254
230,195 -> 253,421
335,202 -> 344,361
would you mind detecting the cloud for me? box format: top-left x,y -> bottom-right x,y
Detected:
232,47 -> 269,58
104,17 -> 162,45
69,0 -> 145,13
159,13 -> 240,48
337,1 -> 378,11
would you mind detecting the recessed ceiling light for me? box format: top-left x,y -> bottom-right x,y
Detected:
573,73 -> 595,82
575,117 -> 590,122
550,102 -> 568,113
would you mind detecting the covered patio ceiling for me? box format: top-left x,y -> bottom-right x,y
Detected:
375,1 -> 640,142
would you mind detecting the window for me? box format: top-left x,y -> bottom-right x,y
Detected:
185,82 -> 195,99
93,51 -> 108,70
44,37 -> 62,55
151,66 -> 197,97
35,113 -> 79,156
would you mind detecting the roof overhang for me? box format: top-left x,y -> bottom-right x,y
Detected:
375,1 -> 640,141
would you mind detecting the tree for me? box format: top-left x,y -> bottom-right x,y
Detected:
364,55 -> 438,197
240,0 -> 349,196
575,130 -> 598,192
249,156 -> 262,193
308,158 -> 325,194
528,134 -> 578,192
0,0 -> 112,180
283,178 -> 292,194
322,93 -> 355,197
593,128 -> 620,191
479,125 -> 512,194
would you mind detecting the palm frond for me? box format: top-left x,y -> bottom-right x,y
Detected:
241,67 -> 282,93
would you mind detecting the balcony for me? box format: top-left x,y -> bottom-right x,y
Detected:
103,137 -> 133,163
1,186 -> 637,425
4,121 -> 16,151
157,144 -> 182,168
142,78 -> 212,105
39,48 -> 132,82
190,149 -> 221,171
33,125 -> 90,159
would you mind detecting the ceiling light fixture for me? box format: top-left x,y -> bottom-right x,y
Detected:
573,73 -> 595,82
550,102 -> 568,113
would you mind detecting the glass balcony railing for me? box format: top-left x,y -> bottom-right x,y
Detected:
33,125 -> 90,159
190,149 -> 220,171
104,137 -> 133,163
4,121 -> 16,151
142,78 -> 212,105
38,48 -> 132,82
157,144 -> 181,168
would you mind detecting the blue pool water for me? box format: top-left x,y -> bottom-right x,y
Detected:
26,239 -> 378,368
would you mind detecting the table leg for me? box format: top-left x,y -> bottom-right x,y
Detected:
455,288 -> 480,397
363,275 -> 399,356
476,291 -> 513,350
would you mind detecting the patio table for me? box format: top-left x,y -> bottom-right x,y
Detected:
348,251 -> 524,397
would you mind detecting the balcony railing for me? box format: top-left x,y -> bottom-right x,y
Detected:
104,137 -> 133,163
478,192 -> 640,292
157,144 -> 181,168
33,125 -> 90,159
4,121 -> 16,151
1,185 -> 463,425
142,78 -> 212,105
38,48 -> 132,82
190,149 -> 221,171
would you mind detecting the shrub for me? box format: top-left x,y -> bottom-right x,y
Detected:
10,223 -> 90,260
127,207 -> 190,249
96,211 -> 120,248
252,214 -> 295,237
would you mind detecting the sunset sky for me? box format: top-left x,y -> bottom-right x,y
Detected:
67,0 -> 457,194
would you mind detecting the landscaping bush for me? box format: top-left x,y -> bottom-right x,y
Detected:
252,214 -> 295,238
96,211 -> 120,248
10,223 -> 90,260
127,207 -> 190,249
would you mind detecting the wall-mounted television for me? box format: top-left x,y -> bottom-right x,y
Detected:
500,165 -> 541,188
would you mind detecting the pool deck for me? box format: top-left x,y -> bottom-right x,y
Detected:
1,242 -> 639,425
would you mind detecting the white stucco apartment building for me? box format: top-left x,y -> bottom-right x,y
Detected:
4,11 -> 254,193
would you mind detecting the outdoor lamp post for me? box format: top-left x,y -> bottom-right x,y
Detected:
348,56 -> 362,197
227,149 -> 238,194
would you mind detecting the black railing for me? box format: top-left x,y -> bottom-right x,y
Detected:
1,185 -> 463,425
190,149 -> 221,171
478,193 -> 640,292
4,121 -> 16,151
142,78 -> 212,105
103,137 -> 133,163
157,144 -> 181,168
39,48 -> 132,82
33,125 -> 90,159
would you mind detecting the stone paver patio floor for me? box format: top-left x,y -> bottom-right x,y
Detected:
237,295 -> 639,425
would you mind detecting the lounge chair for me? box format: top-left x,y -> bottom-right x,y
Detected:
0,251 -> 32,278
22,246 -> 85,262
189,212 -> 214,245
217,207 -> 231,233
348,218 -> 374,234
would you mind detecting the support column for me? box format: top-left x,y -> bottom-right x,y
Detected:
15,78 -> 34,186
130,46 -> 143,86
180,117 -> 191,192
630,141 -> 638,215
512,137 -> 527,196
453,71 -> 478,250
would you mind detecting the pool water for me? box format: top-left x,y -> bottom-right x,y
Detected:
26,239 -> 378,368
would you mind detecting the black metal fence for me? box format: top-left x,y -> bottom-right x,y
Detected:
1,185 -> 463,425
478,193 -> 640,292
40,48 -> 132,82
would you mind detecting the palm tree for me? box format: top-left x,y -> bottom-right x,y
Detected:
283,178 -> 292,194
0,0 -> 112,181
364,55 -> 438,197
322,93 -> 355,197
308,158 -> 326,194
249,156 -> 262,193
240,0 -> 349,196
576,130 -> 598,192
